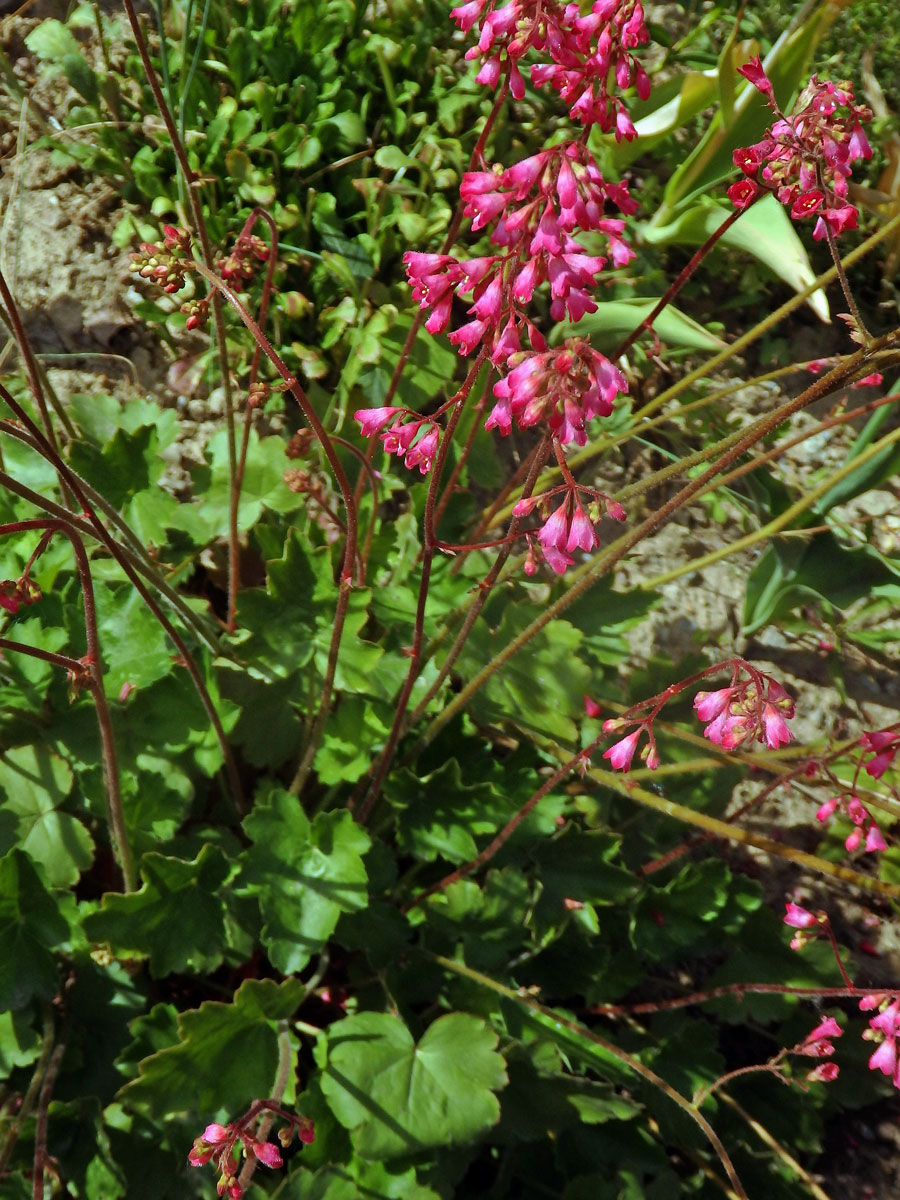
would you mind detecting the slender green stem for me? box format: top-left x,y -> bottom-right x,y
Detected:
189,264 -> 361,796
357,353 -> 487,823
122,0 -> 237,630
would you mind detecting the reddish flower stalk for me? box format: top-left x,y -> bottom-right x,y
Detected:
599,659 -> 796,774
0,518 -> 134,890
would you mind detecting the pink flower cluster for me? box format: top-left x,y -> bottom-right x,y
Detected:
188,1114 -> 314,1198
0,575 -> 41,615
515,482 -> 625,574
729,60 -> 872,239
795,1015 -> 843,1083
355,2 -> 648,577
693,676 -> 794,750
353,407 -> 441,474
861,727 -> 900,778
452,0 -> 650,139
863,994 -> 900,1088
783,908 -> 900,1091
816,793 -> 887,854
404,141 -> 636,368
487,339 -> 628,445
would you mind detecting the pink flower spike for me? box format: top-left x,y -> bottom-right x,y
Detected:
857,372 -> 883,387
584,695 -> 602,719
816,798 -> 839,822
790,189 -> 825,219
603,729 -> 641,772
784,901 -> 819,929
541,543 -> 574,575
566,506 -> 598,553
537,501 -> 570,552
202,1124 -> 229,1144
404,425 -> 439,475
859,993 -> 887,1012
738,56 -> 774,98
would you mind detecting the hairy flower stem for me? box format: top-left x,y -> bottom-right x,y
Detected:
591,761 -> 900,899
356,357 -> 485,824
0,1008 -> 53,1177
371,83 -> 510,426
0,519 -> 135,890
228,208 -> 280,631
415,338 -> 899,755
0,383 -> 244,812
121,0 -> 238,622
188,266 -> 361,798
431,383 -> 488,531
636,205 -> 900,423
0,267 -> 72,451
816,161 -> 870,343
612,204 -> 749,360
0,639 -> 89,675
32,1010 -> 68,1200
0,449 -> 220,652
595,981 -> 887,1018
430,953 -> 749,1200
405,436 -> 551,730
641,410 -> 900,591
408,729 -> 607,909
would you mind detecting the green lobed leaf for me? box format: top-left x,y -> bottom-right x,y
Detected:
743,529 -> 900,634
24,19 -> 81,60
319,1011 -> 507,1159
118,978 -> 303,1116
0,745 -> 93,888
94,580 -> 174,697
82,846 -> 231,976
0,1008 -> 41,1074
238,788 -> 370,973
180,429 -> 303,542
0,848 -> 70,1010
460,608 -> 591,744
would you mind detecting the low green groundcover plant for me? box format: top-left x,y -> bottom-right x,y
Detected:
2,0 -> 900,1197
